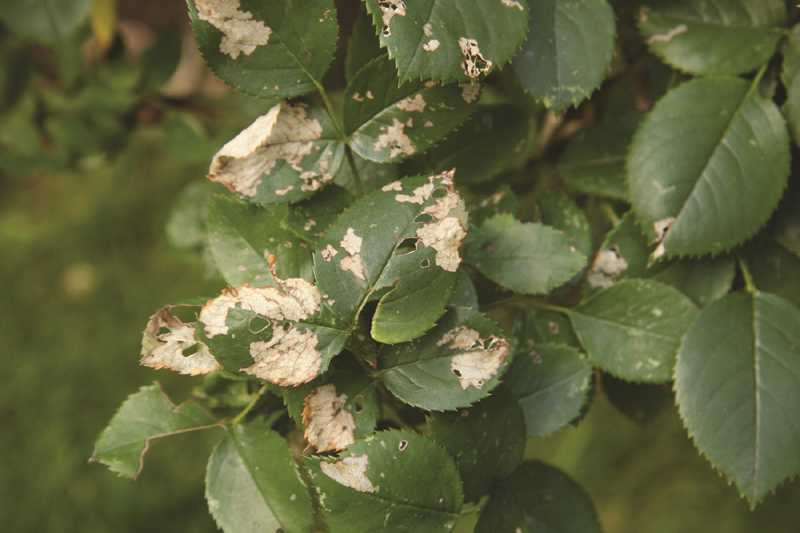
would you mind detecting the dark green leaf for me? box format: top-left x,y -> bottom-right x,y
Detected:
640,0 -> 786,76
628,77 -> 790,257
587,212 -> 651,290
569,279 -> 699,383
675,291 -> 800,506
783,25 -> 800,145
0,0 -> 91,42
513,0 -> 616,111
206,424 -> 315,533
466,213 -> 587,295
537,191 -> 594,259
380,308 -> 512,411
476,461 -> 601,533
307,430 -> 463,532
426,389 -> 525,501
346,10 -> 383,82
189,0 -> 338,99
746,240 -> 800,307
364,0 -> 530,82
651,255 -> 736,307
344,55 -> 474,163
91,384 -> 220,479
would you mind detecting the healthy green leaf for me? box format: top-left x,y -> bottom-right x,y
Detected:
426,389 -> 525,502
344,55 -> 474,164
746,240 -> 800,307
207,103 -> 345,205
380,308 -> 512,411
475,461 -> 601,533
639,0 -> 787,76
675,291 -> 800,506
537,191 -> 594,259
206,424 -> 315,533
783,25 -> 800,145
628,77 -> 791,257
513,0 -> 616,112
188,0 -> 338,99
506,339 -> 593,438
346,10 -> 383,82
91,384 -> 220,479
314,171 -> 467,343
363,0 -> 530,83
569,279 -> 699,383
206,194 -> 312,286
0,0 -> 91,42
466,213 -> 587,295
166,181 -> 214,251
651,255 -> 736,307
307,430 -> 463,532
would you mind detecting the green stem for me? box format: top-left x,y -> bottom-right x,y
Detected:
345,146 -> 365,196
485,295 -> 571,315
747,64 -> 768,98
600,203 -> 621,226
314,80 -> 345,139
738,256 -> 757,294
232,384 -> 269,426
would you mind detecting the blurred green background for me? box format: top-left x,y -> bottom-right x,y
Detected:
1,1 -> 798,532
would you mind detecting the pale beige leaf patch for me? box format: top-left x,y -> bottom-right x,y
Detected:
339,228 -> 367,281
588,247 -> 628,289
195,0 -> 271,59
320,454 -> 375,493
140,307 -> 220,376
438,326 -> 510,389
415,170 -> 468,272
302,384 -> 356,452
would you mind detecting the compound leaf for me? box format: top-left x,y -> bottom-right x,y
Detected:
628,77 -> 790,257
675,291 -> 800,507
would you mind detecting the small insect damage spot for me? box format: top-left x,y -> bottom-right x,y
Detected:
396,94 -> 427,113
140,307 -> 220,375
647,24 -> 688,44
458,38 -> 492,79
460,82 -> 481,103
374,118 -> 416,159
438,326 -> 510,389
198,277 -> 323,386
500,0 -> 525,10
302,384 -> 356,452
423,39 -> 440,52
588,246 -> 629,289
377,0 -> 406,37
415,170 -> 468,272
381,180 -> 403,192
320,454 -> 376,493
321,244 -> 338,262
398,439 -> 408,452
395,182 -> 434,204
339,228 -> 367,281
650,217 -> 675,261
195,0 -> 272,59
208,102 -> 332,199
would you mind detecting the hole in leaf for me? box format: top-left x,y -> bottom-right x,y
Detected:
398,439 -> 408,452
394,238 -> 419,256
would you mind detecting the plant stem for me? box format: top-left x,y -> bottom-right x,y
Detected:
737,256 -> 757,294
747,64 -> 768,98
314,80 -> 345,139
485,295 -> 571,315
232,384 -> 269,426
600,202 -> 621,226
345,146 -> 365,196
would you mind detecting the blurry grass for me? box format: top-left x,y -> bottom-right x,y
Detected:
0,127 -> 221,533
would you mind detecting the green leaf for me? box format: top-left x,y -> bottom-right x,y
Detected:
783,25 -> 800,145
746,240 -> 800,307
466,213 -> 587,295
285,186 -> 354,244
569,279 -> 699,383
207,103 -> 345,205
506,335 -> 593,437
189,0 -> 338,99
587,212 -> 651,290
414,105 -> 532,184
675,291 -> 800,507
206,194 -> 312,286
344,55 -> 474,164
379,308 -> 512,411
476,461 -> 601,533
363,0 -> 530,83
639,0 -> 787,76
314,172 -> 467,344
346,10 -> 383,82
651,255 -> 736,307
628,77 -> 791,257
166,181 -> 214,251
91,384 -> 220,479
773,183 -> 800,258
0,0 -> 91,42
537,191 -> 594,259
426,389 -> 525,502
449,269 -> 480,310
307,430 -> 463,532
513,0 -> 616,112
205,424 -> 315,533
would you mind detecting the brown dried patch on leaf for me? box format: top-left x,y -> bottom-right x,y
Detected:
377,0 -> 407,37
320,454 -> 375,493
195,0 -> 271,59
438,326 -> 510,389
650,217 -> 675,261
460,82 -> 481,103
381,180 -> 403,192
246,327 -> 321,386
302,384 -> 356,452
647,24 -> 688,44
396,94 -> 427,112
140,307 -> 220,375
415,170 -> 468,272
588,247 -> 628,289
208,102 -> 332,198
458,38 -> 492,79
339,228 -> 367,281
374,118 -> 416,159
500,0 -> 525,10
321,244 -> 338,262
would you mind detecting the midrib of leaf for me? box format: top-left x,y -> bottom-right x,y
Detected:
230,431 -> 289,528
397,0 -> 437,80
94,422 -> 222,456
518,368 -> 588,402
334,472 -> 460,517
653,13 -> 776,31
570,312 -> 677,343
750,294 -> 762,502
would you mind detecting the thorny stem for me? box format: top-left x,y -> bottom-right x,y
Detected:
738,256 -> 757,294
345,145 -> 366,196
232,384 -> 269,426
